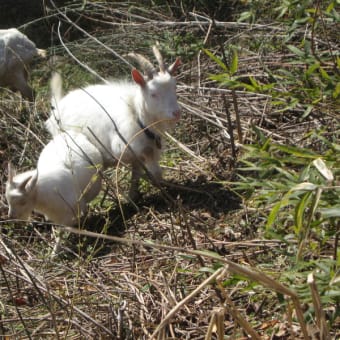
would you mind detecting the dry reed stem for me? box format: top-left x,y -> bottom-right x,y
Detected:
50,225 -> 309,337
308,272 -> 330,340
150,266 -> 225,339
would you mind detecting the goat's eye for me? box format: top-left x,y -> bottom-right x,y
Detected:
150,92 -> 158,98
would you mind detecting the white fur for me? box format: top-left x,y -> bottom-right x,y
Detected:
6,132 -> 103,226
46,58 -> 181,198
0,28 -> 46,100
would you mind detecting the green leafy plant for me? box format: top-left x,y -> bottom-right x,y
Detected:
232,128 -> 339,256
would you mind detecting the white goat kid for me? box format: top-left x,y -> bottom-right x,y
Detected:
46,46 -> 181,199
0,28 -> 46,101
6,132 -> 103,254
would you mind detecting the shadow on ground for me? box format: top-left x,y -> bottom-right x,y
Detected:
74,178 -> 240,257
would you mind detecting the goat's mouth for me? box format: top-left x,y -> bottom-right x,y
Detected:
172,110 -> 181,121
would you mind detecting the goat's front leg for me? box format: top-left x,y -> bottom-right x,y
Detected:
129,161 -> 162,201
129,165 -> 143,201
51,226 -> 65,257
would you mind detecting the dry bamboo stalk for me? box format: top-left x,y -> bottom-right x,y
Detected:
308,272 -> 330,340
150,266 -> 225,339
222,293 -> 261,340
57,226 -> 309,337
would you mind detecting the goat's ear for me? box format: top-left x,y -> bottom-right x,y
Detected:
131,68 -> 146,88
25,171 -> 38,193
168,57 -> 181,75
7,162 -> 15,183
19,171 -> 38,193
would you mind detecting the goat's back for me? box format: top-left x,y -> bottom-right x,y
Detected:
0,28 -> 38,72
46,82 -> 142,164
37,132 -> 103,218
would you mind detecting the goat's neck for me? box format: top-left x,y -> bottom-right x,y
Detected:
132,93 -> 160,134
33,184 -> 52,217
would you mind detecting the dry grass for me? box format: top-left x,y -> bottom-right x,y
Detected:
0,2 -> 338,339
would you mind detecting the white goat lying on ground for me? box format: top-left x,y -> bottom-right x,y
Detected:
6,131 -> 103,253
0,28 -> 46,101
46,45 -> 181,199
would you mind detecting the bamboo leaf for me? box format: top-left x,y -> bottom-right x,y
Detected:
318,207 -> 340,218
287,45 -> 305,57
290,182 -> 318,192
273,144 -> 320,158
312,158 -> 334,182
294,191 -> 313,234
203,49 -> 228,71
230,48 -> 238,75
266,201 -> 282,230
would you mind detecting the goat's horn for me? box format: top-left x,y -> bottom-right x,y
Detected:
128,53 -> 156,79
152,45 -> 165,73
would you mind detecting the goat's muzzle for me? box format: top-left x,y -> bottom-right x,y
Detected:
173,109 -> 181,121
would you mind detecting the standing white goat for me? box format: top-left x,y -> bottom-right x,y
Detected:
46,45 -> 181,199
6,132 -> 103,253
0,28 -> 46,101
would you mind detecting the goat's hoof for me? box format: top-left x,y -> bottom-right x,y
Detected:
128,190 -> 141,203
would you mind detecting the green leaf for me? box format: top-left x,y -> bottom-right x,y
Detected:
305,62 -> 320,77
273,144 -> 320,158
326,2 -> 335,13
199,266 -> 217,274
301,105 -> 314,119
290,182 -> 318,192
266,201 -> 282,230
203,49 -> 228,71
230,48 -> 238,75
333,82 -> 340,99
318,207 -> 340,218
194,249 -> 222,260
287,45 -> 305,57
249,76 -> 260,90
312,158 -> 334,181
319,67 -> 331,80
294,192 -> 312,233
238,11 -> 253,23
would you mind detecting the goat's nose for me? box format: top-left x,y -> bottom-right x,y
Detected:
173,109 -> 181,120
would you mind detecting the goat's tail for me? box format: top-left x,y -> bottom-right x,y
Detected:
50,72 -> 63,108
37,48 -> 47,58
46,72 -> 64,136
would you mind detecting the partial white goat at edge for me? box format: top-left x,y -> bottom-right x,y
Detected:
5,131 -> 103,253
46,45 -> 181,199
0,28 -> 46,101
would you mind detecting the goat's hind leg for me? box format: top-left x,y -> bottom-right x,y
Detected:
51,226 -> 65,257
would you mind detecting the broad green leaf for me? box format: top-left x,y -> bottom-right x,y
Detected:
290,182 -> 318,192
273,144 -> 320,158
239,82 -> 256,92
194,249 -> 222,260
333,82 -> 340,99
301,105 -> 314,119
294,192 -> 312,234
238,11 -> 253,23
319,67 -> 331,80
305,62 -> 320,77
203,49 -> 228,71
199,267 -> 218,274
326,2 -> 334,12
230,48 -> 238,75
287,45 -> 305,57
289,182 -> 318,192
318,207 -> 340,218
330,274 -> 340,285
312,158 -> 334,181
266,200 -> 282,230
249,76 -> 260,89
